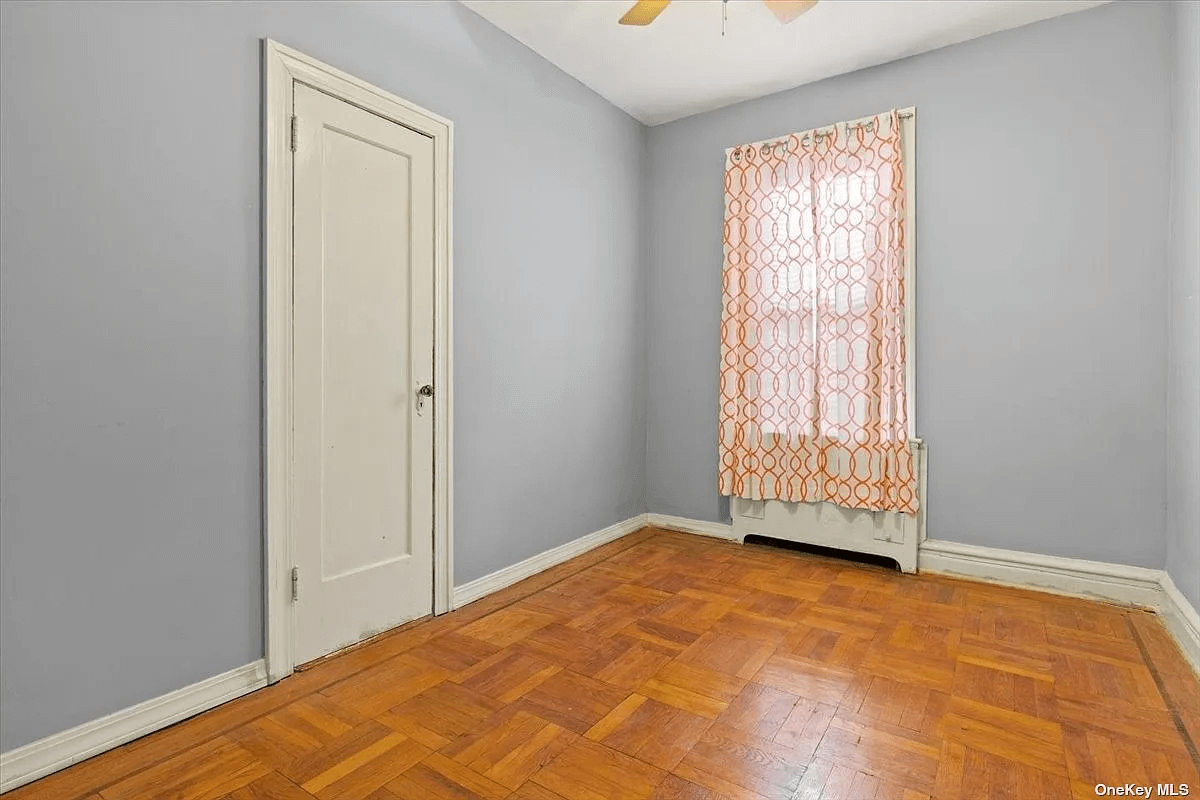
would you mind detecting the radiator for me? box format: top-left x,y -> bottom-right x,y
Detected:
730,439 -> 927,573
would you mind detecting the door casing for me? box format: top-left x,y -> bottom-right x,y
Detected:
262,39 -> 454,683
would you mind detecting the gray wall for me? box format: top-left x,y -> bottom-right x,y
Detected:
1166,0 -> 1200,611
645,0 -> 1173,569
0,0 -> 645,752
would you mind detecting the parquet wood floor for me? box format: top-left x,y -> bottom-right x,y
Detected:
10,528 -> 1199,800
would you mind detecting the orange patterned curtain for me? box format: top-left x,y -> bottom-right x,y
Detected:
718,110 -> 918,514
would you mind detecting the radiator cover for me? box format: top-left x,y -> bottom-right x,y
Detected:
730,440 -> 927,573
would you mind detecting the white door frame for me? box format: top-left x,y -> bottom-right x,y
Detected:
262,39 -> 454,683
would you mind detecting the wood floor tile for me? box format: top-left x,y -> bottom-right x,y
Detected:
319,655 -> 449,718
441,709 -> 576,790
950,659 -> 1057,721
530,738 -> 666,800
1049,648 -> 1166,711
376,680 -> 505,749
384,752 -> 509,800
784,625 -> 872,671
935,697 -> 1066,777
956,635 -> 1054,682
641,660 -> 747,717
515,622 -> 607,664
753,652 -> 855,704
736,570 -> 827,602
711,609 -> 796,644
621,566 -> 703,596
931,742 -> 1069,800
677,632 -> 777,679
220,771 -> 319,800
733,591 -> 805,625
227,695 -> 362,773
843,675 -> 947,735
1044,601 -> 1130,638
773,696 -> 837,760
790,605 -> 880,642
1046,623 -> 1143,665
571,634 -> 675,689
99,737 -> 270,800
565,602 -> 650,638
677,577 -> 753,605
649,774 -> 742,800
622,618 -> 704,653
545,569 -> 622,599
714,681 -> 800,740
814,716 -> 940,794
279,721 -> 428,798
586,693 -> 712,770
303,735 -> 428,800
456,606 -> 559,648
509,783 -> 571,800
860,647 -> 957,694
518,668 -> 631,734
664,769 -> 771,800
514,588 -> 600,620
408,632 -> 502,675
648,595 -> 741,635
818,583 -> 890,616
962,603 -> 1047,649
1061,722 -> 1200,789
794,757 -> 930,800
601,582 -> 676,610
676,723 -> 808,799
1055,696 -> 1188,751
453,649 -> 562,703
15,528 -> 1200,800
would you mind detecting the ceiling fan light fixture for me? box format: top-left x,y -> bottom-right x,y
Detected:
618,0 -> 673,26
619,0 -> 817,27
762,0 -> 819,24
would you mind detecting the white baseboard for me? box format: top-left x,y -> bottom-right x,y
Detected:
0,659 -> 268,793
1159,572 -> 1200,677
645,512 -> 739,541
918,539 -> 1165,608
453,515 -> 649,608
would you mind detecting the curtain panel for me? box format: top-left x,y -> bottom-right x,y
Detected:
718,109 -> 919,515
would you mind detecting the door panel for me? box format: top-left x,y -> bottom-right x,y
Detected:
292,82 -> 435,666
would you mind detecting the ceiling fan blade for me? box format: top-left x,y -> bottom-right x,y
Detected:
619,0 -> 672,26
762,0 -> 818,24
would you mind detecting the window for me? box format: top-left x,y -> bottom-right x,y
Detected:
754,166 -> 896,442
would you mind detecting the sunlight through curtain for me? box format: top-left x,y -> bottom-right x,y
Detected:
718,109 -> 918,514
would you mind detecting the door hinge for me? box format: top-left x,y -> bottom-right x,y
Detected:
291,566 -> 299,602
289,115 -> 298,152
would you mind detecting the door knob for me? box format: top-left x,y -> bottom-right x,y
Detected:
416,384 -> 434,414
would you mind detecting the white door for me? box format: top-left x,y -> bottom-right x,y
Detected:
291,82 -> 435,666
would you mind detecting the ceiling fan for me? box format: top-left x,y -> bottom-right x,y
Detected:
619,0 -> 818,26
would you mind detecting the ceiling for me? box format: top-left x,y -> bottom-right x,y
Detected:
459,0 -> 1110,125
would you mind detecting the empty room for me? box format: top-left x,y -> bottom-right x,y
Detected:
1,0 -> 1197,797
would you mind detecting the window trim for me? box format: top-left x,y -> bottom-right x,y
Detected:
900,111 -> 917,441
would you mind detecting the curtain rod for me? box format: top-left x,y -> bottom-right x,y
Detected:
727,106 -> 916,155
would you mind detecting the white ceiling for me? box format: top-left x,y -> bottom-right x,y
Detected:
459,0 -> 1110,125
